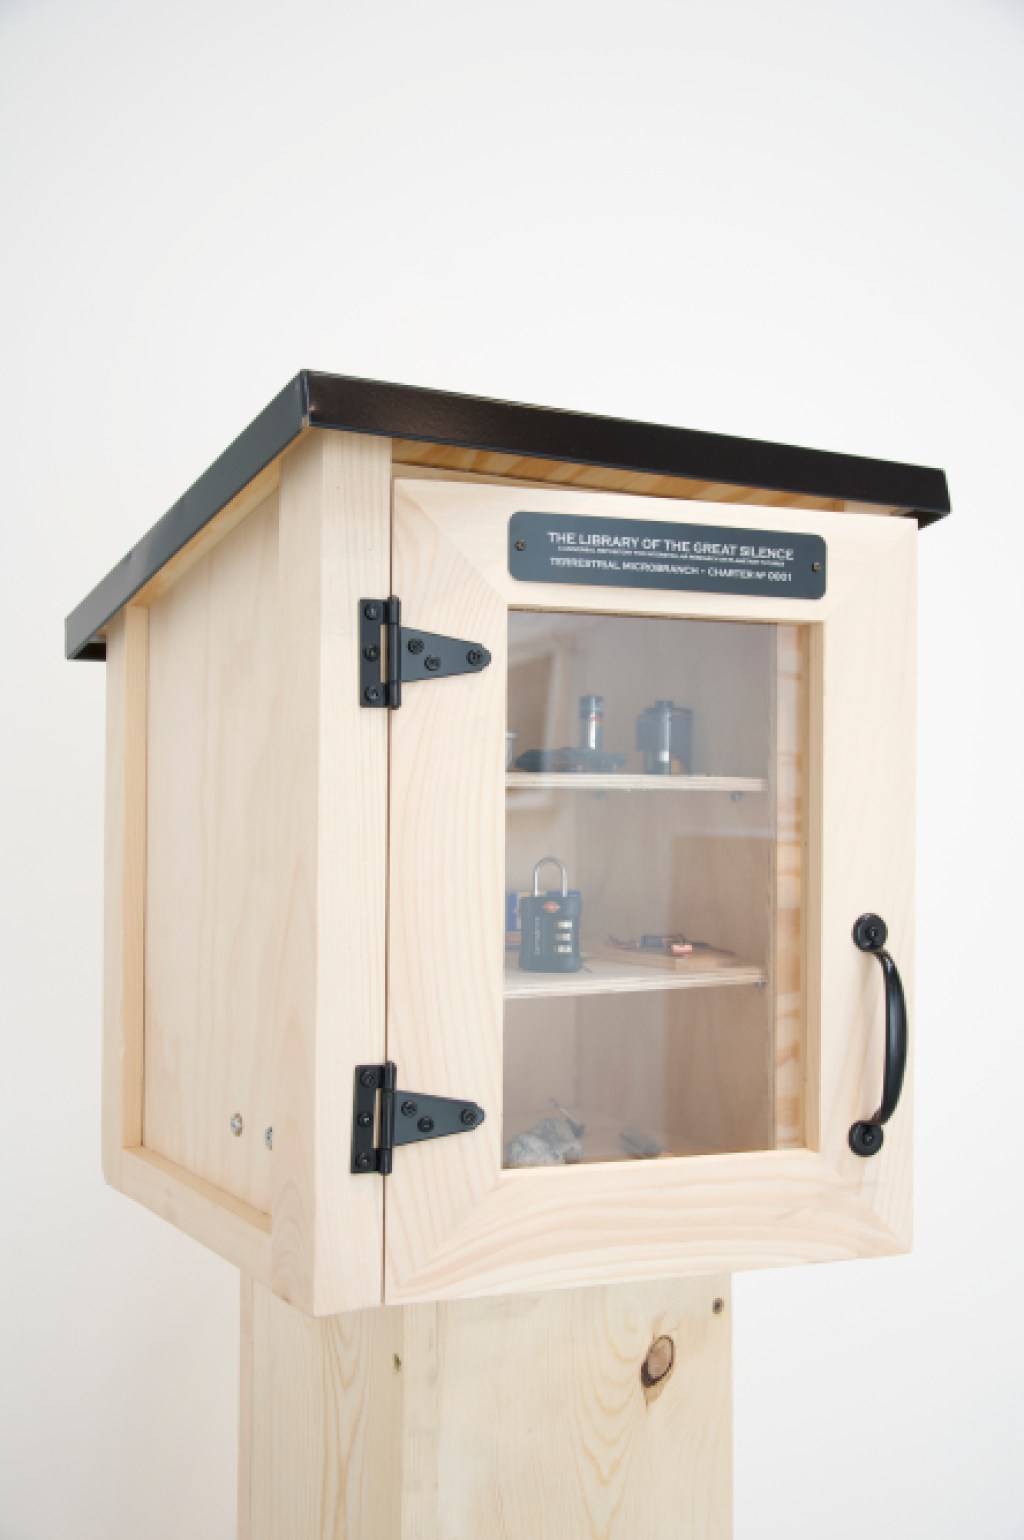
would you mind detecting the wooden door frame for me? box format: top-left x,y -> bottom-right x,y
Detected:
386,479 -> 915,1304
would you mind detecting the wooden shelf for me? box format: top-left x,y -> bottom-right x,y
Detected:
504,957 -> 766,1000
505,772 -> 767,794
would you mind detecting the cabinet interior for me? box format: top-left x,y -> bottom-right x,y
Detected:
503,612 -> 807,1166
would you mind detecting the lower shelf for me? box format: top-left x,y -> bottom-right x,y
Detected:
504,956 -> 765,999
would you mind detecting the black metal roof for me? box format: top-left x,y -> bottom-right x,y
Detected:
66,369 -> 950,660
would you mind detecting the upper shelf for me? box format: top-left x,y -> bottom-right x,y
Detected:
505,958 -> 765,1000
506,772 -> 767,794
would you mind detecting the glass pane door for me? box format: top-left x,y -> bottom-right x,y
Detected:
503,611 -> 806,1168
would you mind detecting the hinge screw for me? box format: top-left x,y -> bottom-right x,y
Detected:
401,1100 -> 418,1117
363,644 -> 380,661
230,1113 -> 244,1137
364,686 -> 382,704
363,603 -> 380,621
424,656 -> 441,671
360,1069 -> 377,1088
514,539 -> 526,551
418,1116 -> 435,1133
356,1152 -> 371,1169
264,1126 -> 273,1150
466,649 -> 482,666
407,637 -> 424,655
460,1108 -> 477,1126
357,1111 -> 372,1128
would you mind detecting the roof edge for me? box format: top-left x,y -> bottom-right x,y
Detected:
66,370 -> 950,661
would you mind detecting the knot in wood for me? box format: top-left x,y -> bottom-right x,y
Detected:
640,1334 -> 675,1391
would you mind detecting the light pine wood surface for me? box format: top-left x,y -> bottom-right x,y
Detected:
391,437 -> 903,516
386,479 -> 915,1302
239,1273 -> 732,1540
269,430 -> 391,1314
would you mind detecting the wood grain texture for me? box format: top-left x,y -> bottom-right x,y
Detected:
387,479 -> 915,1302
248,1280 -> 403,1540
271,430 -> 391,1315
119,1148 -> 272,1283
242,1275 -> 731,1540
102,606 -> 148,1184
392,438 -> 900,516
773,626 -> 807,1149
144,488 -> 280,1213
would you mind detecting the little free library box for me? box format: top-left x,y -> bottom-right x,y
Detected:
68,372 -> 947,1538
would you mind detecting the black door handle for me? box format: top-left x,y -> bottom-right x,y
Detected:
848,914 -> 908,1158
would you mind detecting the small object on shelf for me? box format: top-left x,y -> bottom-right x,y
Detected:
592,938 -> 738,972
513,747 -> 627,774
505,1112 -> 583,1168
549,1098 -> 586,1138
636,700 -> 693,775
505,731 -> 519,770
578,694 -> 605,753
619,1127 -> 664,1159
519,857 -> 582,973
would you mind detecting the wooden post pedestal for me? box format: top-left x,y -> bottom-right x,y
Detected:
239,1275 -> 732,1540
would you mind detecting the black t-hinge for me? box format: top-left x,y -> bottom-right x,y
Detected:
351,1061 -> 486,1174
360,597 -> 491,708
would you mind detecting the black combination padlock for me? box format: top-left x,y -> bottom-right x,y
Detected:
518,857 -> 582,973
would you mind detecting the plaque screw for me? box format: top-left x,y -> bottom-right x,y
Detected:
514,539 -> 526,551
407,637 -> 424,654
811,561 -> 822,572
424,656 -> 441,672
467,649 -> 483,666
418,1116 -> 435,1133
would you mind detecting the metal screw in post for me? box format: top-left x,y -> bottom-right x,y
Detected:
230,1113 -> 244,1137
418,1116 -> 435,1133
264,1126 -> 273,1151
712,1297 -> 725,1315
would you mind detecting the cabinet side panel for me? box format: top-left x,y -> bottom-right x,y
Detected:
102,606 -> 148,1182
144,489 -> 280,1214
272,430 -> 391,1315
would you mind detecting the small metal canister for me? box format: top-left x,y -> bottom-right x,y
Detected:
636,699 -> 693,775
518,857 -> 582,973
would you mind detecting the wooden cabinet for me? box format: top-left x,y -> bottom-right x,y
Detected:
70,372 -> 942,1317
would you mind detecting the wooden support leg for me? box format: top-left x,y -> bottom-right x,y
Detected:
239,1274 -> 732,1540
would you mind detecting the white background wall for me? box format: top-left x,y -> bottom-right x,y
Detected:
2,1 -> 1022,1535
